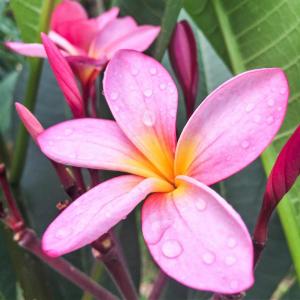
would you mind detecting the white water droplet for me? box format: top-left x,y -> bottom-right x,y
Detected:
143,89 -> 153,97
143,110 -> 156,127
202,251 -> 215,264
280,87 -> 287,95
230,280 -> 239,290
227,237 -> 237,248
131,68 -> 139,76
64,128 -> 73,136
114,105 -> 120,112
159,83 -> 166,90
277,106 -> 282,111
69,153 -> 76,159
268,99 -> 275,107
55,228 -> 72,239
253,115 -> 261,123
241,140 -> 250,149
162,240 -> 183,258
225,255 -> 237,266
245,103 -> 255,112
110,92 -> 118,100
266,116 -> 274,124
195,199 -> 206,211
169,109 -> 177,117
149,67 -> 157,75
48,141 -> 54,146
144,219 -> 171,245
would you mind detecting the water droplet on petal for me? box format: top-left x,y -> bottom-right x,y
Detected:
48,141 -> 54,146
169,109 -> 177,117
195,199 -> 206,211
69,153 -> 76,159
266,116 -> 274,124
230,280 -> 239,290
202,251 -> 215,264
149,67 -> 157,75
159,83 -> 166,90
268,99 -> 275,107
114,105 -> 120,112
277,106 -> 282,111
143,110 -> 156,127
143,89 -> 153,97
64,128 -> 73,136
280,87 -> 287,95
55,228 -> 72,239
241,140 -> 250,149
145,219 -> 171,244
162,240 -> 183,258
225,255 -> 237,266
227,237 -> 237,248
110,92 -> 118,100
245,103 -> 255,112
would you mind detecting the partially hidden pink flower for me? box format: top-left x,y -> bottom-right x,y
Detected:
6,0 -> 160,88
169,20 -> 199,118
254,125 -> 300,244
18,50 -> 289,294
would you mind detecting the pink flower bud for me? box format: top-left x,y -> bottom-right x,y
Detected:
168,20 -> 199,118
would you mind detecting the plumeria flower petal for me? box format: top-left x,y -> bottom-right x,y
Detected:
6,1 -> 160,90
18,50 -> 288,294
104,50 -> 177,182
43,175 -> 173,256
41,33 -> 84,118
37,118 -> 163,179
175,68 -> 289,185
142,175 -> 253,293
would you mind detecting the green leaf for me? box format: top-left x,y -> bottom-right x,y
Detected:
113,0 -> 183,60
184,0 -> 300,284
0,72 -> 19,133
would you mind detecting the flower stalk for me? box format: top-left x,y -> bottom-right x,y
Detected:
0,163 -> 117,300
149,270 -> 168,300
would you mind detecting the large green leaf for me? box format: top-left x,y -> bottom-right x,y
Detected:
184,0 -> 300,283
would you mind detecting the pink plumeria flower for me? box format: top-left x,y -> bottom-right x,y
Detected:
6,0 -> 160,90
18,50 -> 288,294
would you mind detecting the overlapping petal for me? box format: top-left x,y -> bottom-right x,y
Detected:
104,26 -> 160,60
175,68 -> 289,185
41,34 -> 84,118
104,50 -> 177,181
5,42 -> 47,57
50,0 -> 87,34
37,119 -> 163,179
42,175 -> 173,257
142,175 -> 254,293
94,7 -> 119,31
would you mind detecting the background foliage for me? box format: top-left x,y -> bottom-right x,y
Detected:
0,0 -> 299,299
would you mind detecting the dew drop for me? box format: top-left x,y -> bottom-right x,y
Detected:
230,280 -> 239,290
227,237 -> 237,248
245,103 -> 255,112
266,116 -> 274,124
110,92 -> 118,100
162,240 -> 183,258
55,228 -> 72,239
195,199 -> 207,211
48,141 -> 54,147
159,83 -> 166,90
169,109 -> 177,117
241,140 -> 250,149
69,153 -> 76,159
144,219 -> 171,244
280,87 -> 287,95
64,128 -> 73,136
225,255 -> 237,266
277,106 -> 282,111
149,67 -> 157,75
143,89 -> 153,97
268,99 -> 275,107
143,110 -> 156,127
114,105 -> 120,112
202,251 -> 215,265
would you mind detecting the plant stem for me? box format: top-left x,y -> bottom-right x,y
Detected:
16,228 -> 117,300
72,167 -> 86,193
149,270 -> 168,300
10,58 -> 43,184
0,132 -> 10,167
92,231 -> 138,300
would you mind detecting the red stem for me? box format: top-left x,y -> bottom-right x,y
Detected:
16,228 -> 117,300
92,231 -> 138,300
149,270 -> 168,300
